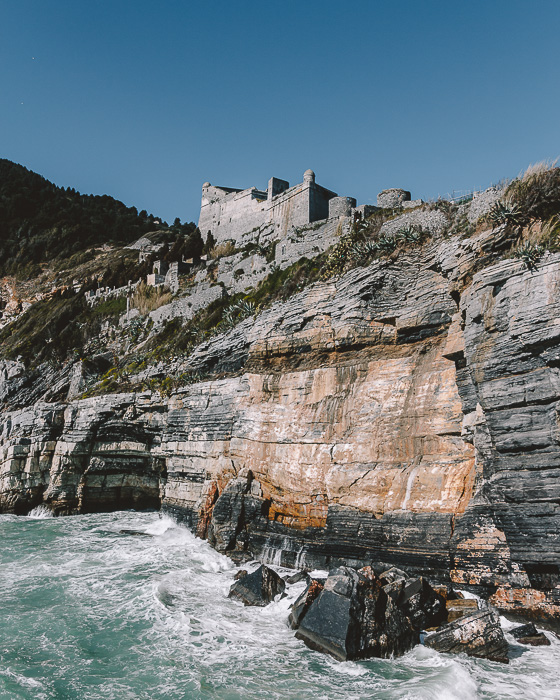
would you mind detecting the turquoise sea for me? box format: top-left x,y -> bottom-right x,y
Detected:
0,510 -> 558,700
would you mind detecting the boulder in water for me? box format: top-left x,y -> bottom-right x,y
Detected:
228,565 -> 286,606
293,566 -> 418,661
289,578 -> 324,629
510,623 -> 551,646
422,607 -> 510,663
397,576 -> 447,631
379,567 -> 408,584
284,570 -> 309,585
432,584 -> 463,602
118,529 -> 153,537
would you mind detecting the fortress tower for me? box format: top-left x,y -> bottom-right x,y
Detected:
197,170 -> 343,246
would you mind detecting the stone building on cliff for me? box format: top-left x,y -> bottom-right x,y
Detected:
198,169 -> 360,246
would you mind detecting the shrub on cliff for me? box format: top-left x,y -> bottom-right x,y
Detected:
323,217 -> 427,279
513,242 -> 545,270
208,241 -> 237,259
0,291 -> 94,365
506,162 -> 560,226
395,224 -> 424,243
131,282 -> 173,315
221,300 -> 256,329
488,200 -> 523,228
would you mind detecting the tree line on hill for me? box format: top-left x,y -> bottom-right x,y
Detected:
0,159 -> 201,279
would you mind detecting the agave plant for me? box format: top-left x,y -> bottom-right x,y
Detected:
395,224 -> 423,244
349,240 -> 379,261
513,243 -> 544,270
221,306 -> 237,329
221,299 -> 256,329
376,235 -> 397,253
235,300 -> 256,319
489,200 -> 523,228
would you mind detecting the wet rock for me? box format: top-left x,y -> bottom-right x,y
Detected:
432,585 -> 462,602
228,564 -> 285,606
284,570 -> 309,585
382,579 -> 405,602
517,633 -> 551,646
207,474 -> 253,552
446,598 -> 479,622
293,567 -> 361,659
289,578 -> 324,629
510,623 -> 551,646
510,622 -> 538,639
293,566 -> 417,661
423,608 -> 509,664
118,529 -> 153,537
234,569 -> 247,581
398,577 -> 447,631
379,567 -> 408,584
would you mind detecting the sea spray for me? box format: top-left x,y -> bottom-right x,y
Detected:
0,511 -> 558,700
26,504 -> 54,518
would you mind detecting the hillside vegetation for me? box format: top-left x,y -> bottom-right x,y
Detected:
2,160 -> 560,399
0,159 -> 165,277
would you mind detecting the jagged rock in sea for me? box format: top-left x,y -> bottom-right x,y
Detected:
290,565 -> 448,661
422,607 -> 510,664
445,598 -> 479,622
1,192 -> 560,629
287,564 -> 511,663
510,623 -> 551,646
387,574 -> 448,632
289,578 -> 324,629
228,564 -> 286,606
283,570 -> 310,585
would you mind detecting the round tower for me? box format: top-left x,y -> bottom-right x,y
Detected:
303,169 -> 315,183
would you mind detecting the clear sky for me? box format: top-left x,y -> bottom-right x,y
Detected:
2,0 -> 559,224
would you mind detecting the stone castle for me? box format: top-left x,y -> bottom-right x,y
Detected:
198,169 -> 377,247
82,169 -> 433,328
86,173 -> 423,313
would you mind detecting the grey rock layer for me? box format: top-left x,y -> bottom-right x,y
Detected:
423,608 -> 510,664
1,228 -> 560,626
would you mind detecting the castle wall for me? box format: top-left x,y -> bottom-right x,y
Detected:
267,177 -> 289,199
197,172 -> 340,249
267,183 -> 310,236
309,183 -> 337,222
198,185 -> 268,246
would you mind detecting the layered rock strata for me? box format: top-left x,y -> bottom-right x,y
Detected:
423,607 -> 510,664
1,228 -> 559,626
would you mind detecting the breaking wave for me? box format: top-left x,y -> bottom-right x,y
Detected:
0,511 -> 558,699
26,504 -> 54,518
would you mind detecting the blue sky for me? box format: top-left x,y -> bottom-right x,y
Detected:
2,0 -> 559,224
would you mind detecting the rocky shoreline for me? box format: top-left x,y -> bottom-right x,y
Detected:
228,562 -> 553,664
2,206 -> 560,629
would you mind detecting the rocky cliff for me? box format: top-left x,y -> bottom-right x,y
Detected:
2,206 -> 559,627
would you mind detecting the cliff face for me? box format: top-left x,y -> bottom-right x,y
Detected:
1,226 -> 559,625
